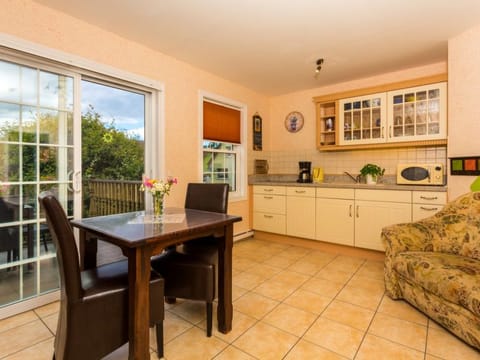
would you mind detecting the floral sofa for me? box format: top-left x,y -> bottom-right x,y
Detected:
382,192 -> 480,350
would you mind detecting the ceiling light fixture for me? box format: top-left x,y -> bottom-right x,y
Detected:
315,58 -> 324,74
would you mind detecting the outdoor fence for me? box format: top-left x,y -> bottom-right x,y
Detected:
87,179 -> 144,216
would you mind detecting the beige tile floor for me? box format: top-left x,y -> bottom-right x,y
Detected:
1,234 -> 479,360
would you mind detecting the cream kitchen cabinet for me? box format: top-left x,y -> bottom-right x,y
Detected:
336,82 -> 447,147
388,82 -> 447,142
253,185 -> 286,234
412,191 -> 447,221
354,189 -> 411,251
339,93 -> 387,145
286,187 -> 316,239
315,188 -> 355,246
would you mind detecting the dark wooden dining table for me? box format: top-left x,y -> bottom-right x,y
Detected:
70,207 -> 242,360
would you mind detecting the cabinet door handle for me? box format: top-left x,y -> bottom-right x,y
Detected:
264,196 -> 273,200
264,214 -> 273,218
295,190 -> 306,194
420,196 -> 438,201
389,125 -> 392,138
420,206 -> 439,211
356,205 -> 359,218
381,126 -> 384,138
349,204 -> 352,217
264,188 -> 274,192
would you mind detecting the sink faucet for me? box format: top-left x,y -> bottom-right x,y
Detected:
344,171 -> 361,183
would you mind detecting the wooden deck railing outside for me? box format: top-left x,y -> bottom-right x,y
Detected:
86,179 -> 144,217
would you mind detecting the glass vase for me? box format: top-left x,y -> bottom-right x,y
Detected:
152,193 -> 164,218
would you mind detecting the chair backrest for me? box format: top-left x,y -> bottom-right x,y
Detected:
38,192 -> 82,300
184,183 -> 229,214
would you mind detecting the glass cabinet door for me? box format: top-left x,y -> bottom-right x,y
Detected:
388,82 -> 446,142
339,93 -> 386,145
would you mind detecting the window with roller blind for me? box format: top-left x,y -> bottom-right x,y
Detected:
201,94 -> 246,200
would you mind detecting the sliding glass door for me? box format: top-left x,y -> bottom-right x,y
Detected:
0,58 -> 77,307
0,55 -> 152,312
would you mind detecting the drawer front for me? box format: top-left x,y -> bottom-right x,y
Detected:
253,185 -> 286,195
254,194 -> 286,214
412,191 -> 447,204
355,189 -> 411,203
286,187 -> 316,197
412,204 -> 444,222
253,212 -> 286,234
316,187 -> 355,199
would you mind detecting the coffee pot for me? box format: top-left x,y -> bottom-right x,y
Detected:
297,161 -> 312,183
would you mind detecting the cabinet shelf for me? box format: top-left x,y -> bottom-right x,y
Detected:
316,100 -> 337,148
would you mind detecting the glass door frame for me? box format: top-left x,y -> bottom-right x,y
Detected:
0,38 -> 164,319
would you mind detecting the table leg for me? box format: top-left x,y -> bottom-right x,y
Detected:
217,223 -> 233,333
78,230 -> 97,270
127,246 -> 152,360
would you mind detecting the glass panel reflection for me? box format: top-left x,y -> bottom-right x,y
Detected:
39,72 -> 74,110
22,262 -> 38,299
0,61 -> 20,102
0,102 -> 20,141
0,144 -> 20,181
0,266 -> 21,306
0,224 -> 20,265
22,144 -> 37,182
21,106 -> 37,143
40,257 -> 59,293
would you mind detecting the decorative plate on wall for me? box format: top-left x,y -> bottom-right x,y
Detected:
285,111 -> 304,133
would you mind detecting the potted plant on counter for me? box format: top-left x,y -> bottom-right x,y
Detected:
360,163 -> 385,185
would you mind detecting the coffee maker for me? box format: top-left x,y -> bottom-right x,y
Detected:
297,161 -> 312,183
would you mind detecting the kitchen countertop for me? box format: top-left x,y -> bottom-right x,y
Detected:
249,174 -> 447,192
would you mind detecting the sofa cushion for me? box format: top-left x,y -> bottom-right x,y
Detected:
392,251 -> 480,317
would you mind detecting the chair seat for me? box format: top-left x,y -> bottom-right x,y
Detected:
151,248 -> 216,301
81,260 -> 163,301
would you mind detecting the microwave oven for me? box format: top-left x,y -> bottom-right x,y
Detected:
396,163 -> 445,185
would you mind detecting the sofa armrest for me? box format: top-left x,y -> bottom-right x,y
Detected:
382,221 -> 435,256
382,220 -> 437,299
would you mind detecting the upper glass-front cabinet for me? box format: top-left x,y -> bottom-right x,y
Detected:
337,82 -> 447,146
339,93 -> 387,145
387,82 -> 447,142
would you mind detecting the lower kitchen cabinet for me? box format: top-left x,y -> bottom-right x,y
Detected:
412,191 -> 446,221
286,187 -> 316,239
253,185 -> 286,234
253,184 -> 445,252
354,189 -> 411,251
316,188 -> 354,246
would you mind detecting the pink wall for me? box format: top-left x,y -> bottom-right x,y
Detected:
0,0 -> 272,235
448,24 -> 480,199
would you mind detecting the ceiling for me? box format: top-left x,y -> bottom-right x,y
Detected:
34,0 -> 480,96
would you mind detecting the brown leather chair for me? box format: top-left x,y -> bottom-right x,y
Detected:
38,192 -> 165,360
0,197 -> 19,266
151,183 -> 229,337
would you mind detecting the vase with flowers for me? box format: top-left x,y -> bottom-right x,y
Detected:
140,175 -> 177,218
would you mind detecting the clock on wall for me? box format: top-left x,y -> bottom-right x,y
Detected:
285,111 -> 304,133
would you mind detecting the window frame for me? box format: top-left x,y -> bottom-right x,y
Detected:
199,91 -> 247,201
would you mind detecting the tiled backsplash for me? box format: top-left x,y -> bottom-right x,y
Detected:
249,146 -> 447,176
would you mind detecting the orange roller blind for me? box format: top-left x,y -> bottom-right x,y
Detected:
203,101 -> 241,144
